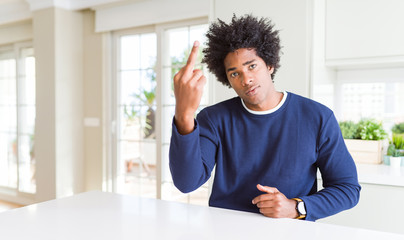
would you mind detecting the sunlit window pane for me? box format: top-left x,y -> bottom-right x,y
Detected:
114,21 -> 211,206
161,23 -> 210,206
120,70 -> 142,105
190,25 -> 208,48
117,32 -> 157,198
18,48 -> 36,193
20,57 -> 36,105
0,106 -> 16,133
166,27 -> 188,66
341,83 -> 385,121
0,133 -> 17,188
121,35 -> 140,70
19,106 -> 35,135
162,106 -> 175,144
0,47 -> 36,194
140,34 -> 157,69
340,82 -> 404,131
0,56 -> 17,190
0,59 -> 16,105
18,133 -> 35,193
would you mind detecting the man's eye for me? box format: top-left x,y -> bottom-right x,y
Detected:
249,64 -> 257,69
230,72 -> 239,78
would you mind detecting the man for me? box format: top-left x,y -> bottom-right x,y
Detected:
169,14 -> 360,221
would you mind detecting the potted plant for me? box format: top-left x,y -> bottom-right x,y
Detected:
339,119 -> 388,164
123,67 -> 156,139
384,123 -> 404,165
132,88 -> 156,139
388,145 -> 402,168
339,121 -> 358,139
392,122 -> 404,134
387,134 -> 404,167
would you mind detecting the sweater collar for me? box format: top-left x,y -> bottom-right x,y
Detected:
241,91 -> 288,115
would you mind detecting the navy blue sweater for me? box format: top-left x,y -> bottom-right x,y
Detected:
169,92 -> 361,221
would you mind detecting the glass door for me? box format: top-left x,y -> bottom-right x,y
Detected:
115,32 -> 158,198
0,44 -> 36,196
111,19 -> 212,206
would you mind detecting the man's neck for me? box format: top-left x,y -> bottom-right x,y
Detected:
242,91 -> 287,115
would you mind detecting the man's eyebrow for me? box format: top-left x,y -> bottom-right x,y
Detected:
243,59 -> 256,66
227,67 -> 236,72
226,59 -> 256,72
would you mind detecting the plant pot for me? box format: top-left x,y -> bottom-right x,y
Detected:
390,157 -> 402,168
344,139 -> 383,164
144,107 -> 155,139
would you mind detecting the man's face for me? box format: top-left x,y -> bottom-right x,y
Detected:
224,48 -> 275,111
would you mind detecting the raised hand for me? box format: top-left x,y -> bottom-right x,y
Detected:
252,184 -> 298,218
173,41 -> 207,135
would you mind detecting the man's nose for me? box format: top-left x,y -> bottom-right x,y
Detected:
241,71 -> 253,86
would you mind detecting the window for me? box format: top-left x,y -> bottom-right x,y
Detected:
336,68 -> 404,131
111,19 -> 211,205
0,43 -> 36,195
340,83 -> 385,121
116,31 -> 158,197
313,68 -> 404,132
160,23 -> 211,204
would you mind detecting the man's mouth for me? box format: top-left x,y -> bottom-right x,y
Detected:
246,86 -> 259,96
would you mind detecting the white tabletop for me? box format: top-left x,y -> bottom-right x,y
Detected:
0,191 -> 403,240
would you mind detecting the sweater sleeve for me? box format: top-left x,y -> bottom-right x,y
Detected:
169,112 -> 218,193
301,113 -> 361,221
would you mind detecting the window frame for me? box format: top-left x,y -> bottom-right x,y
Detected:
108,17 -> 213,202
0,41 -> 36,203
333,68 -> 404,125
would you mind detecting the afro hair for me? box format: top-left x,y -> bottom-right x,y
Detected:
202,14 -> 282,87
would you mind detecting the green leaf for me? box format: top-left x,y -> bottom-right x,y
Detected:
356,118 -> 387,140
339,121 -> 358,139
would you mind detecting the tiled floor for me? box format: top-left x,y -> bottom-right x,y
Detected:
0,200 -> 23,213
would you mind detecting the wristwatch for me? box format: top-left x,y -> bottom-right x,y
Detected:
292,198 -> 306,220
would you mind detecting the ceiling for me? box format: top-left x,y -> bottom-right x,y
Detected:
0,0 -> 139,25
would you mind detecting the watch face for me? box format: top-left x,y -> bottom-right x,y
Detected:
298,201 -> 306,215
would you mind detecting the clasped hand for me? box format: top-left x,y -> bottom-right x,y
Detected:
252,184 -> 298,219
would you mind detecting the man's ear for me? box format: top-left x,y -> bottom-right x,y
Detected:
267,65 -> 274,74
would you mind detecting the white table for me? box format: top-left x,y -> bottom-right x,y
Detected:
0,191 -> 403,240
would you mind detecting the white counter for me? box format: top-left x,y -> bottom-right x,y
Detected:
317,163 -> 404,187
356,163 -> 404,187
0,191 -> 403,240
317,163 -> 404,234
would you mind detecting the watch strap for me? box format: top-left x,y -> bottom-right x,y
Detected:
292,198 -> 306,220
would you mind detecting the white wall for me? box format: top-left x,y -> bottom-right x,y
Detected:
94,0 -> 211,32
33,8 -> 57,201
33,7 -> 84,201
82,10 -> 104,191
311,0 -> 337,109
54,7 -> 84,198
0,20 -> 32,46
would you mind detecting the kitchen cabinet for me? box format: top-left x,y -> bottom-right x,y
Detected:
325,0 -> 404,68
318,164 -> 404,235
